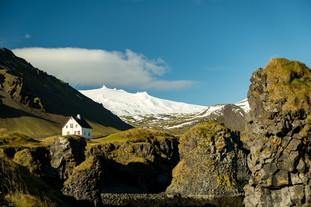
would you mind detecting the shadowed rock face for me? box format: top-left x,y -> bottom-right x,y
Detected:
62,156 -> 104,207
244,58 -> 311,207
166,121 -> 250,199
50,136 -> 87,181
85,136 -> 180,193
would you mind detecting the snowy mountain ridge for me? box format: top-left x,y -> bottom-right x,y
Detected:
79,86 -> 250,120
79,86 -> 208,116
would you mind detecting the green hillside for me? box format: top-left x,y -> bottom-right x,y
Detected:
0,48 -> 132,138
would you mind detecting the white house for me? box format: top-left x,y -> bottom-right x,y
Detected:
62,114 -> 93,139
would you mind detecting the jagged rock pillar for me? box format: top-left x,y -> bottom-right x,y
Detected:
244,58 -> 311,207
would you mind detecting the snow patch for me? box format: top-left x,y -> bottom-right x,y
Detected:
235,99 -> 250,113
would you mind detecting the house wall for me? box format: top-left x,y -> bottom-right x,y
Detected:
62,117 -> 93,139
81,128 -> 92,139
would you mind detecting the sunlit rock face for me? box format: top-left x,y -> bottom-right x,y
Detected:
166,120 -> 250,199
244,58 -> 311,207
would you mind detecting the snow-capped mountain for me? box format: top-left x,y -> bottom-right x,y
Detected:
165,100 -> 249,131
80,86 -> 250,133
79,86 -> 208,116
235,99 -> 250,113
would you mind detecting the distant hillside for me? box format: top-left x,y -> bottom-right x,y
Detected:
0,48 -> 132,138
121,100 -> 249,134
165,101 -> 248,132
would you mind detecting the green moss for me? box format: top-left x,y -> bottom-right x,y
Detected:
182,120 -> 227,142
13,149 -> 39,173
0,132 -> 39,147
262,58 -> 311,135
76,156 -> 95,171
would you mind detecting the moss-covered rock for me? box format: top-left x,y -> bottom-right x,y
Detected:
166,120 -> 249,199
244,58 -> 311,207
86,128 -> 179,192
62,156 -> 103,207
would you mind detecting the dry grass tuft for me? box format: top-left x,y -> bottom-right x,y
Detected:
262,58 -> 311,115
0,157 -> 70,207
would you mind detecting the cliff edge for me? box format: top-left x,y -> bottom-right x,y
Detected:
244,58 -> 311,206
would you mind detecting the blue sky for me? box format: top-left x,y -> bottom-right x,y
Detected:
1,0 -> 311,106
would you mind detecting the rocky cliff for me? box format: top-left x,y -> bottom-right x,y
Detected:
166,121 -> 250,201
244,58 -> 311,206
0,130 -> 180,206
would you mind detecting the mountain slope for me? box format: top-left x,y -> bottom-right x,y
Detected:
79,86 -> 208,116
165,100 -> 249,132
0,48 -> 132,138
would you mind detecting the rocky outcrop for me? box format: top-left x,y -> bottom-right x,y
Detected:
85,131 -> 179,192
166,121 -> 250,199
244,58 -> 311,206
62,156 -> 103,207
13,147 -> 50,176
50,136 -> 87,181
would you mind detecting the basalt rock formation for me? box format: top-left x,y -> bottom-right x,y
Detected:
244,58 -> 311,206
166,121 -> 250,199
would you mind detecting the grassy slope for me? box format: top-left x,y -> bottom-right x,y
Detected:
0,48 -> 132,138
0,157 -> 73,207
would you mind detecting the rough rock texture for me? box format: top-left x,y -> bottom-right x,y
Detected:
12,147 -> 50,176
85,129 -> 179,192
50,136 -> 87,181
244,58 -> 311,207
101,192 -> 244,207
62,156 -> 103,207
0,146 -> 25,159
166,121 -> 250,199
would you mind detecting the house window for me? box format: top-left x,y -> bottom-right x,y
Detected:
84,132 -> 86,135
76,124 -> 78,128
67,132 -> 69,135
70,124 -> 73,128
88,132 -> 90,136
66,125 -> 68,128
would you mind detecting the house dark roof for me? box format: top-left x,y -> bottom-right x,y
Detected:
73,116 -> 92,129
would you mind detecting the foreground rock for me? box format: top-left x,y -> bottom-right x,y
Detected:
50,136 -> 87,181
101,192 -> 244,207
86,128 -> 180,192
166,120 -> 250,199
244,58 -> 311,206
62,156 -> 103,207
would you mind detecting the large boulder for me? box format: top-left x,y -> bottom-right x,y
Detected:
50,135 -> 87,181
244,58 -> 311,206
62,156 -> 103,207
166,120 -> 250,199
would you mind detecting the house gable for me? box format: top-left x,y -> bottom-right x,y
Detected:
62,114 -> 92,139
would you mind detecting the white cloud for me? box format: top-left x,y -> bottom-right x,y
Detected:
12,47 -> 197,91
24,34 -> 31,38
